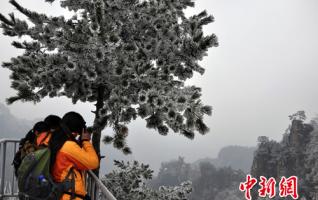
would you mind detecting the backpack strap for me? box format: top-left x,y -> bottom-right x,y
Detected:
63,167 -> 83,200
70,168 -> 76,200
63,191 -> 86,199
63,167 -> 74,200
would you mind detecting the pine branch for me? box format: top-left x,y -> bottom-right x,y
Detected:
0,13 -> 14,26
122,146 -> 132,155
6,96 -> 20,104
103,135 -> 114,144
180,129 -> 195,140
195,119 -> 209,135
10,0 -> 47,24
8,13 -> 16,24
11,41 -> 24,49
0,13 -> 29,37
201,105 -> 212,116
197,10 -> 208,18
10,0 -> 30,17
198,16 -> 214,27
199,34 -> 218,50
58,37 -> 95,46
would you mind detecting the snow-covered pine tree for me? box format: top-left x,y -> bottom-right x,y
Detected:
0,0 -> 217,175
102,160 -> 192,200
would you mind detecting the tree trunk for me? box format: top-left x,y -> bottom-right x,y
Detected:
92,86 -> 106,177
92,124 -> 102,177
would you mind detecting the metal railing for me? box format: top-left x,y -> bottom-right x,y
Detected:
0,138 -> 117,200
0,138 -> 19,200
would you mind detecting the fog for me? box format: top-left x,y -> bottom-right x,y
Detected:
1,0 -> 318,172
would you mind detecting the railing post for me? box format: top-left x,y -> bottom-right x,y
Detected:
11,142 -> 17,195
0,142 -> 2,199
87,170 -> 117,200
0,142 -> 7,198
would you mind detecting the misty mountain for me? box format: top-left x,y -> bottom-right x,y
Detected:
193,145 -> 256,173
0,103 -> 33,139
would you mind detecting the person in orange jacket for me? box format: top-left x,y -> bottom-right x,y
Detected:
49,112 -> 99,200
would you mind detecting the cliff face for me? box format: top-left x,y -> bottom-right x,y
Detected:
289,120 -> 312,150
251,119 -> 314,199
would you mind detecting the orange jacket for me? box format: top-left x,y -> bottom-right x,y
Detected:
36,132 -> 51,147
52,140 -> 99,200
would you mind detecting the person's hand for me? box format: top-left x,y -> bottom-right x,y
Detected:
81,128 -> 91,141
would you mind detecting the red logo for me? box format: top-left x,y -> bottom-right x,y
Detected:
239,175 -> 298,199
279,176 -> 299,199
239,175 -> 258,200
258,176 -> 276,198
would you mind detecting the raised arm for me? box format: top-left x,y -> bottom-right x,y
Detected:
61,141 -> 99,170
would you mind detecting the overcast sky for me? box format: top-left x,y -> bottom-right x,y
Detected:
1,0 -> 318,172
